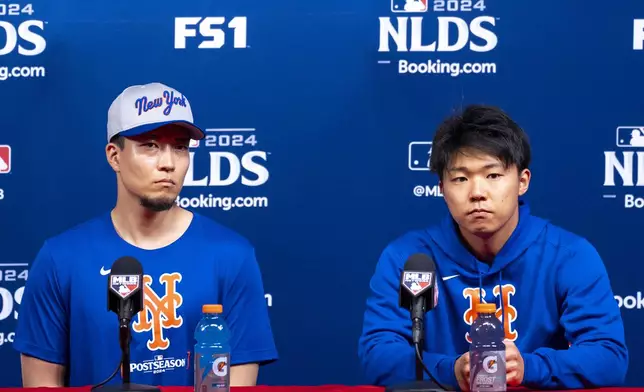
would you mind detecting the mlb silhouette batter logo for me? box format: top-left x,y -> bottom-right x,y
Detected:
133,273 -> 184,351
408,141 -> 432,171
110,275 -> 140,299
462,284 -> 518,343
391,0 -> 428,13
616,126 -> 644,147
402,271 -> 433,296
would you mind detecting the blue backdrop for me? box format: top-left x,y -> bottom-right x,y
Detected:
1,0 -> 644,387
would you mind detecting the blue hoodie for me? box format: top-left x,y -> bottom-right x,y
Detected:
358,201 -> 628,390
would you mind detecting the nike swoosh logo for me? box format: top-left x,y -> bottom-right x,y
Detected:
100,267 -> 111,276
442,274 -> 460,281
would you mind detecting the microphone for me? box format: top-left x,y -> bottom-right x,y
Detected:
91,256 -> 161,392
108,256 -> 144,327
399,253 -> 438,348
385,253 -> 446,392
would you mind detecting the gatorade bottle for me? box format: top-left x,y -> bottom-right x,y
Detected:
194,304 -> 231,392
469,303 -> 506,392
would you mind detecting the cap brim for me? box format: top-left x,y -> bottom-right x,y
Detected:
119,120 -> 206,140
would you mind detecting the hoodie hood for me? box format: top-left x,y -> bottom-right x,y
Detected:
426,200 -> 548,328
427,200 -> 548,279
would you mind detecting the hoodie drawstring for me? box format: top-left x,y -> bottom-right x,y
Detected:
475,261 -> 506,338
498,269 -> 505,336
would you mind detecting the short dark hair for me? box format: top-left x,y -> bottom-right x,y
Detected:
429,104 -> 531,180
110,134 -> 126,150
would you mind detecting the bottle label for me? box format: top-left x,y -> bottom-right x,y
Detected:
194,351 -> 230,392
470,349 -> 506,392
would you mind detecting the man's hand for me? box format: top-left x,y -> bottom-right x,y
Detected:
504,339 -> 524,386
454,352 -> 470,391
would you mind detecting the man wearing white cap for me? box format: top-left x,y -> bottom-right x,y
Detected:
14,83 -> 278,387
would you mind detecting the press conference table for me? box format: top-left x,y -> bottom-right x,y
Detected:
1,387 -> 643,392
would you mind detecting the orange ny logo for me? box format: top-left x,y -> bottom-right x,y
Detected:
462,284 -> 518,343
132,273 -> 184,351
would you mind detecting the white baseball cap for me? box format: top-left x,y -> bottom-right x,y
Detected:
107,82 -> 205,142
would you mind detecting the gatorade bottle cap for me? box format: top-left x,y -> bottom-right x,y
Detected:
202,304 -> 223,313
476,303 -> 496,313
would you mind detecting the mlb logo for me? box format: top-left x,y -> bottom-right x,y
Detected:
408,141 -> 432,171
110,275 -> 140,299
0,145 -> 11,174
402,271 -> 433,296
616,126 -> 644,148
392,0 -> 428,13
189,139 -> 200,148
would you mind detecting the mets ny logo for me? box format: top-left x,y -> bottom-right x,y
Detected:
132,273 -> 184,350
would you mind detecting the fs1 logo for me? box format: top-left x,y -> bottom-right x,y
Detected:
174,17 -> 248,49
379,16 -> 497,52
634,19 -> 644,50
0,20 -> 46,56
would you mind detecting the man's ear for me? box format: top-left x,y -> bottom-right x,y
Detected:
106,143 -> 121,173
518,168 -> 531,196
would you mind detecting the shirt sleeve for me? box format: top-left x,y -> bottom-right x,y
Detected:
13,240 -> 69,366
522,238 -> 628,388
222,246 -> 278,366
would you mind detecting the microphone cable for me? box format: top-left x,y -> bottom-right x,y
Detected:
90,359 -> 122,390
415,343 -> 449,391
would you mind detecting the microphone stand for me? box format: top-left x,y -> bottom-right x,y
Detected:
415,337 -> 423,381
92,319 -> 162,392
386,289 -> 447,392
120,322 -> 132,385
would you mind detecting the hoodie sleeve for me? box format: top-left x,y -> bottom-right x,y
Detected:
357,243 -> 460,389
522,238 -> 629,389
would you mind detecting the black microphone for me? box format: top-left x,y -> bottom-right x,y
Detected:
385,253 -> 446,392
108,256 -> 144,327
399,253 -> 438,347
91,256 -> 160,392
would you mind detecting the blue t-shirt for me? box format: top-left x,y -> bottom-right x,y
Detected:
13,211 -> 278,387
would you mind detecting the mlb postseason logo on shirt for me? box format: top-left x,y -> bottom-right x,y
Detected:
378,0 -> 499,77
110,275 -> 140,299
402,271 -> 433,296
130,354 -> 188,375
603,126 -> 644,209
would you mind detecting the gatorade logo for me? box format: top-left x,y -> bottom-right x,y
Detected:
213,356 -> 228,377
462,284 -> 518,343
483,356 -> 498,373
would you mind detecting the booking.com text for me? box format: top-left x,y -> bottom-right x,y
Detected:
176,195 -> 268,210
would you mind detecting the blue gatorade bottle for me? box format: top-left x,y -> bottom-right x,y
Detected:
194,304 -> 231,392
469,303 -> 506,392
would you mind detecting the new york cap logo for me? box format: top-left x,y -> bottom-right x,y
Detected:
107,82 -> 205,142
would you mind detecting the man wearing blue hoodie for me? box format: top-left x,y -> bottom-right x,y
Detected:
357,105 -> 628,391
